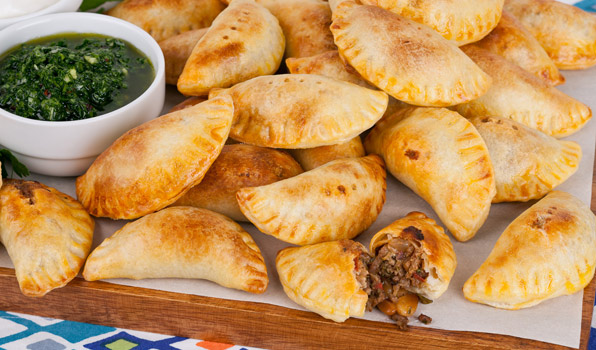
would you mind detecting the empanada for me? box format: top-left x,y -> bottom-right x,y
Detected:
209,74 -> 388,148
0,180 -> 94,297
358,0 -> 504,46
177,0 -> 285,96
107,0 -> 224,42
364,107 -> 496,242
330,2 -> 492,107
173,144 -> 303,221
76,95 -> 233,220
504,0 -> 596,69
276,240 -> 371,322
169,96 -> 207,113
470,116 -> 581,203
159,28 -> 208,85
463,191 -> 596,309
457,46 -> 592,138
471,10 -> 564,86
237,155 -> 386,245
289,136 -> 365,171
83,207 -> 268,294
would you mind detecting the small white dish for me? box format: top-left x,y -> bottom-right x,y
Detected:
0,0 -> 83,31
0,12 -> 166,176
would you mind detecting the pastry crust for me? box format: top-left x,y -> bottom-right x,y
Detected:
209,74 -> 388,148
0,179 -> 94,297
237,155 -> 387,245
76,94 -> 233,220
83,207 -> 268,294
463,191 -> 596,309
177,0 -> 285,96
457,46 -> 592,138
159,28 -> 208,85
276,240 -> 370,322
364,107 -> 496,242
470,116 -> 581,203
330,2 -> 492,107
289,136 -> 365,171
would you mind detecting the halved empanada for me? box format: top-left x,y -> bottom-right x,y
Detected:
76,95 -> 233,220
237,155 -> 386,245
359,0 -> 504,46
504,0 -> 596,69
209,74 -> 388,148
457,46 -> 592,138
289,136 -> 365,171
0,180 -> 94,297
173,144 -> 303,221
470,116 -> 581,203
177,0 -> 285,96
83,207 -> 268,294
107,0 -> 224,42
364,107 -> 496,242
276,240 -> 370,322
330,2 -> 492,107
160,28 -> 208,85
464,191 -> 596,309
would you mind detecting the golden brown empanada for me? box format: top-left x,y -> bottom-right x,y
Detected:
470,116 -> 581,203
107,0 -> 224,42
0,179 -> 94,297
169,96 -> 208,113
209,74 -> 388,148
289,136 -> 365,171
276,240 -> 370,322
83,207 -> 268,294
177,0 -> 285,96
504,0 -> 596,69
471,10 -> 564,86
364,107 -> 496,242
464,191 -> 596,309
159,28 -> 208,85
237,155 -> 386,245
457,46 -> 592,138
330,2 -> 492,107
76,95 -> 233,220
173,144 -> 303,221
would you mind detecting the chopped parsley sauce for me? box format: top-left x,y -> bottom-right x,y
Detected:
0,34 -> 154,121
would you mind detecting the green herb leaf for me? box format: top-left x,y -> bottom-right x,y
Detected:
0,149 -> 30,179
79,0 -> 121,12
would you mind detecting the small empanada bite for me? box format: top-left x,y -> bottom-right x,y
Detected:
107,0 -> 224,42
330,2 -> 492,107
276,240 -> 371,322
364,107 -> 496,242
177,0 -> 285,96
159,28 -> 208,85
358,0 -> 504,46
83,207 -> 268,294
457,46 -> 592,138
173,144 -> 303,221
237,155 -> 386,245
76,95 -> 233,220
470,116 -> 581,203
464,191 -> 596,310
504,0 -> 596,70
0,180 -> 94,297
209,74 -> 388,148
289,136 -> 365,171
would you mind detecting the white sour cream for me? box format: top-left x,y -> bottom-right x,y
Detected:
0,0 -> 60,19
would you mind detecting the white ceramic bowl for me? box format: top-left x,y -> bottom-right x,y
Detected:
0,12 -> 166,176
0,0 -> 83,31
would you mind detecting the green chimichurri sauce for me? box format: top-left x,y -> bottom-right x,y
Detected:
0,33 -> 154,121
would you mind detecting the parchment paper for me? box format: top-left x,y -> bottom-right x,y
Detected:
1,66 -> 594,348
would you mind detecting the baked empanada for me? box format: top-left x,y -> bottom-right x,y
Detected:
76,95 -> 233,220
169,96 -> 208,113
173,144 -> 303,221
159,28 -> 208,85
289,136 -> 365,171
209,74 -> 388,148
457,46 -> 592,138
464,191 -> 596,309
107,0 -> 224,42
470,116 -> 581,203
358,0 -> 504,46
0,180 -> 94,297
364,107 -> 496,242
504,0 -> 596,69
237,155 -> 386,245
471,10 -> 564,86
83,207 -> 268,294
330,2 -> 492,107
276,240 -> 370,322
